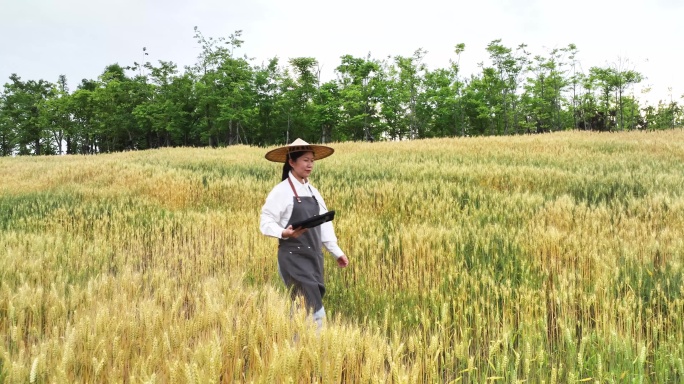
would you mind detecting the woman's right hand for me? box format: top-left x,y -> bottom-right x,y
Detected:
282,225 -> 307,239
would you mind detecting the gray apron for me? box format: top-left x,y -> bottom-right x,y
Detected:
278,186 -> 325,312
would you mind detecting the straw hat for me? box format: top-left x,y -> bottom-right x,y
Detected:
264,138 -> 334,163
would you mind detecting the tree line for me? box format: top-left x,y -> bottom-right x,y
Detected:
1,28 -> 682,156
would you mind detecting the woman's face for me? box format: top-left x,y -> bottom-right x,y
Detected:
289,151 -> 315,181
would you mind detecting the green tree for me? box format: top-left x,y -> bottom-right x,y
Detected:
1,74 -> 54,155
191,28 -> 254,146
42,75 -> 76,154
191,27 -> 232,146
90,64 -> 151,151
1,33 -> 661,154
417,44 -> 467,138
132,60 -> 178,147
485,40 -> 528,135
313,80 -> 341,143
393,49 -> 427,139
610,58 -> 643,130
564,44 -> 581,130
462,61 -> 506,136
160,71 -> 202,146
216,53 -> 254,145
587,66 -> 618,131
419,67 -> 458,137
336,54 -> 385,141
523,50 -> 568,133
133,61 -> 201,147
275,70 -> 299,144
574,72 -> 599,130
452,43 -> 467,137
619,94 -> 642,130
252,57 -> 287,145
69,79 -> 99,153
378,61 -> 405,140
286,57 -> 319,142
649,94 -> 682,130
0,96 -> 15,155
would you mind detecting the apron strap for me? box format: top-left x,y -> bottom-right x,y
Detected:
287,177 -> 301,203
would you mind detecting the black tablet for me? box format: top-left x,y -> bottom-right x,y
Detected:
290,210 -> 335,229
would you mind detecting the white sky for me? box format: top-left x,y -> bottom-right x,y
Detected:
1,0 -> 682,105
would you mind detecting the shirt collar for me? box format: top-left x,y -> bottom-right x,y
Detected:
289,171 -> 308,185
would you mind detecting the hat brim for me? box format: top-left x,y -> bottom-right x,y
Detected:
265,144 -> 334,163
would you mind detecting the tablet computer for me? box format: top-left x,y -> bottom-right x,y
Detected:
290,210 -> 335,229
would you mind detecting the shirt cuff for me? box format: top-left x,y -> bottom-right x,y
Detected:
323,241 -> 345,258
262,224 -> 285,239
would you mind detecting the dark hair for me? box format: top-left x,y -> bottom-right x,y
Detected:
281,151 -> 307,181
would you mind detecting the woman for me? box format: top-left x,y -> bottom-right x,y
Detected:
260,138 -> 349,328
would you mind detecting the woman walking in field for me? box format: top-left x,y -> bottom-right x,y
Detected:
260,138 -> 349,329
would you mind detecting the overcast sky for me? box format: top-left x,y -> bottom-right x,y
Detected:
1,0 -> 682,105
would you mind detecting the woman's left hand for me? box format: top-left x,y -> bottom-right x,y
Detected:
336,255 -> 349,268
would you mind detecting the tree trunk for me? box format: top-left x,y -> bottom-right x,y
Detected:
53,130 -> 63,155
539,75 -> 545,132
618,88 -> 624,131
502,88 -> 508,135
286,113 -> 290,144
363,101 -> 371,141
321,124 -> 328,143
513,99 -> 519,135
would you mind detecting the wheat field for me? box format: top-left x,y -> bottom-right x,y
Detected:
1,130 -> 683,383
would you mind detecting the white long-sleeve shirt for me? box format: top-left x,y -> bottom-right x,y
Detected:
260,172 -> 345,258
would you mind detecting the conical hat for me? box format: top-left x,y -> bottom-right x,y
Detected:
264,138 -> 334,163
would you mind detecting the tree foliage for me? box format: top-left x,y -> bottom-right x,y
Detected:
1,30 -> 681,156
